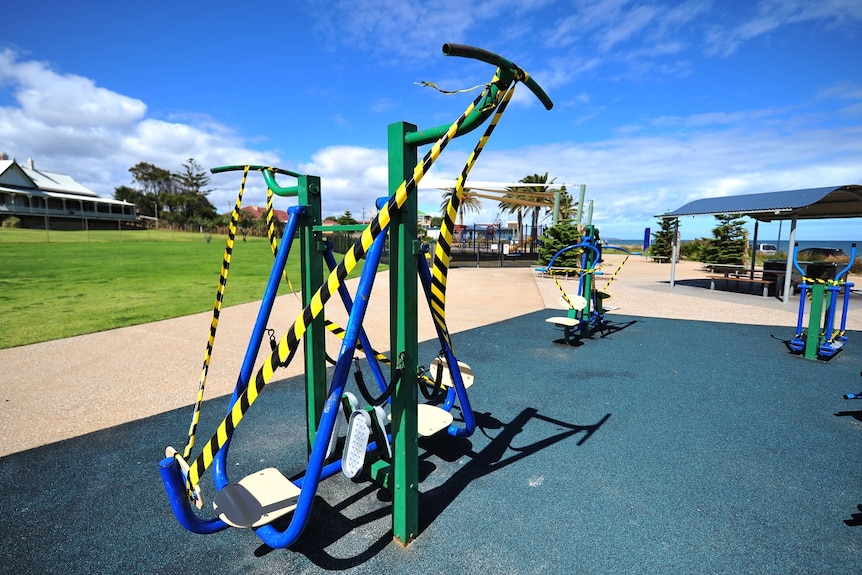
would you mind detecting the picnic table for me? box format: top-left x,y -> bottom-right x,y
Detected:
703,264 -> 777,297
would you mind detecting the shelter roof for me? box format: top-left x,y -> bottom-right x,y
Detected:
658,185 -> 862,222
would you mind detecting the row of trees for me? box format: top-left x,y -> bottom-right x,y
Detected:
651,214 -> 749,263
114,159 -> 218,229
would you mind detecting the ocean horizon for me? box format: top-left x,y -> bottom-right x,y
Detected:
606,238 -> 860,255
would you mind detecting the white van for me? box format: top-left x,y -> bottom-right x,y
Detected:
756,243 -> 778,255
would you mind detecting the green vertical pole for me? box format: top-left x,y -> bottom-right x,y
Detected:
388,121 -> 419,545
298,175 -> 326,454
805,283 -> 824,360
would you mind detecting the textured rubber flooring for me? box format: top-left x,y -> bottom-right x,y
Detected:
2,311 -> 862,574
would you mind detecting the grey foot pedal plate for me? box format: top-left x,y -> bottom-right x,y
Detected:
212,468 -> 300,528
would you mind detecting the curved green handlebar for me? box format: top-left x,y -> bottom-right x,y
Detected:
404,43 -> 553,147
442,43 -> 554,111
210,165 -> 304,197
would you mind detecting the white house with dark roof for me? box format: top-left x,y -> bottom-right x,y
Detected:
0,154 -> 136,229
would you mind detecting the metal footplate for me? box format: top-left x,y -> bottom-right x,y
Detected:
212,468 -> 301,528
428,357 -> 474,389
416,403 -> 454,436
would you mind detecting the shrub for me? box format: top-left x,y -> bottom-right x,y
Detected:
1,216 -> 21,228
538,222 -> 582,266
679,238 -> 709,261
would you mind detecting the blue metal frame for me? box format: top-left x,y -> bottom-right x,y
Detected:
417,245 -> 475,437
159,204 -> 480,546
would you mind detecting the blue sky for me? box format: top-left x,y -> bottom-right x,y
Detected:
1,0 -> 860,241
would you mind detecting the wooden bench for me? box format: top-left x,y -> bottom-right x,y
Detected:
705,275 -> 775,297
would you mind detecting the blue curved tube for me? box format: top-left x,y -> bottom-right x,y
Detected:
791,243 -> 806,277
213,206 -> 306,490
546,242 -> 600,272
794,283 -> 808,337
159,456 -> 228,534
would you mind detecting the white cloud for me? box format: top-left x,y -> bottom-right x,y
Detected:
0,49 -> 281,211
705,0 -> 862,57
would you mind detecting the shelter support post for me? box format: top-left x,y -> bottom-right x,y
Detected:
782,217 -> 797,304
750,220 -> 759,277
670,218 -> 679,287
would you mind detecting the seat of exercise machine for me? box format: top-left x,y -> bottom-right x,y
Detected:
213,468 -> 301,528
558,294 -> 587,310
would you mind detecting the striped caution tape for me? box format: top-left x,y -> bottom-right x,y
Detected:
182,84 -> 492,493
551,272 -> 583,310
430,81 -> 516,352
324,319 -> 391,366
601,252 -> 630,295
264,186 -> 298,298
181,166 -> 249,461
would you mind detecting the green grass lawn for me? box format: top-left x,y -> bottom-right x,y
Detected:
0,228 -> 334,349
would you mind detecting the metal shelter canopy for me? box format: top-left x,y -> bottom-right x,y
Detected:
656,184 -> 862,303
661,185 -> 862,221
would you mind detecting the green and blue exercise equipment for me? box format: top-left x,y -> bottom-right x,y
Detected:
159,43 -> 552,548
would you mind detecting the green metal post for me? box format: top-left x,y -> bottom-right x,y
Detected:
805,283 -> 824,360
388,121 -> 419,545
575,185 -> 586,227
298,175 -> 326,454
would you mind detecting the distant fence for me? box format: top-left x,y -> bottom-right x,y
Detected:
322,229 -> 544,269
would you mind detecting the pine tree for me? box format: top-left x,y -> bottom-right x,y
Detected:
651,218 -> 677,259
700,214 -> 748,264
538,222 -> 582,266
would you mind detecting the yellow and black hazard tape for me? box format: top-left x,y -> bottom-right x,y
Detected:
324,319 -> 391,366
551,272 -> 583,310
430,80 -> 515,352
601,252 -> 630,295
182,83 -> 496,493
264,186 -> 298,296
181,166 -> 249,460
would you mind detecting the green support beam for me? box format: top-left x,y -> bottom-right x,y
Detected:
805,283 -> 825,360
387,121 -> 420,546
298,175 -> 327,455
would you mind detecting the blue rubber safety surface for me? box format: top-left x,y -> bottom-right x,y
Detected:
2,311 -> 862,574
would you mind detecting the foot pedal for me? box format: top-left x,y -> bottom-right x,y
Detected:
371,405 -> 391,459
546,316 -> 578,327
429,357 -> 474,389
342,410 -> 371,478
416,403 -> 454,437
212,468 -> 300,528
326,392 -> 360,460
386,404 -> 454,437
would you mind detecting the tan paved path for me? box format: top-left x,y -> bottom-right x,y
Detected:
1,258 -> 858,457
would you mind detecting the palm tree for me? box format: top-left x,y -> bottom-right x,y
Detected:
498,191 -> 526,245
440,188 -> 482,227
501,173 -> 557,246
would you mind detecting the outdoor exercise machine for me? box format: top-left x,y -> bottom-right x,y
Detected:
789,242 -> 857,360
159,43 -> 552,549
544,225 -> 631,344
